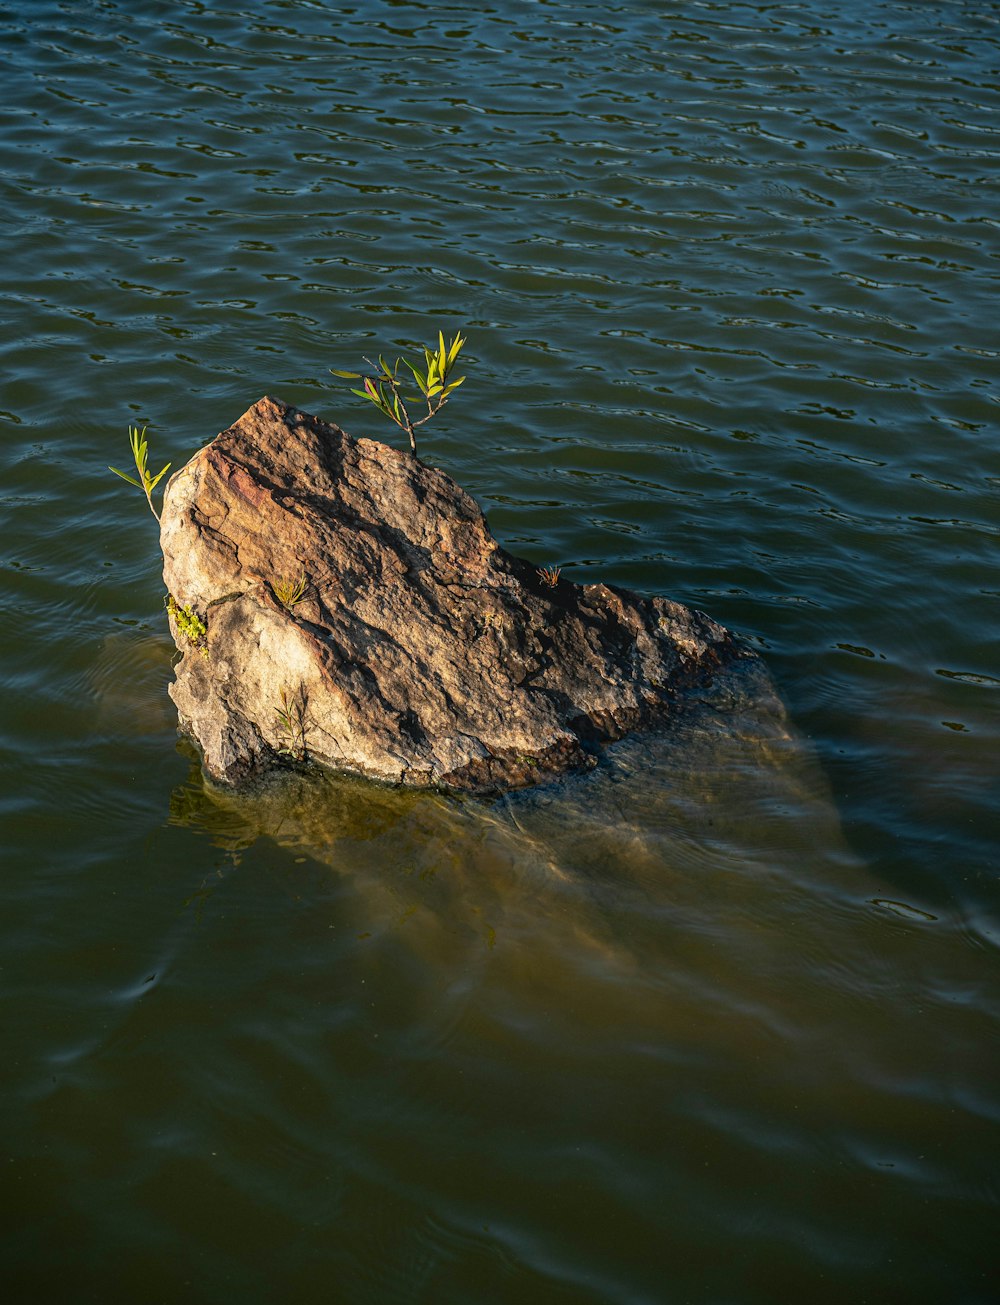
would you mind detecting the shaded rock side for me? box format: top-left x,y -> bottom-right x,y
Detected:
160,396 -> 749,791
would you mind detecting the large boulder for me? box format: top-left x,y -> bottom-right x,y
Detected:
160,397 -> 750,791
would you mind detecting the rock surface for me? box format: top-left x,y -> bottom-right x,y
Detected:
160,396 -> 751,791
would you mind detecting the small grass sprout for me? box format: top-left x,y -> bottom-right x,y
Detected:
332,330 -> 467,458
538,565 -> 562,589
274,573 -> 308,608
166,594 -> 208,658
275,687 -> 307,761
109,425 -> 171,521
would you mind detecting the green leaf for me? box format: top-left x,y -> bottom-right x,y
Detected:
402,359 -> 428,394
447,333 -> 465,366
109,465 -> 142,487
443,376 -> 466,394
366,380 -> 394,419
330,368 -> 362,379
148,462 -> 172,491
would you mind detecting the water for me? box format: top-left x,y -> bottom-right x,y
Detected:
2,1 -> 998,1300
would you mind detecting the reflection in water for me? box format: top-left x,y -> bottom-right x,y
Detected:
166,657 -> 861,970
145,660 -> 1000,1305
87,629 -> 177,739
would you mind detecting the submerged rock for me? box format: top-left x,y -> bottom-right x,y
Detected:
160,396 -> 752,791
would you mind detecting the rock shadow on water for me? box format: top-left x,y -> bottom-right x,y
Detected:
165,655 -> 863,969
87,628 -> 177,740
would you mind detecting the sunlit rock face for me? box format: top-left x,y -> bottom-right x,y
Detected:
160,396 -> 751,790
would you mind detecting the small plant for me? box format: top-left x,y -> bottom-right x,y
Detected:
538,566 -> 561,588
275,686 -> 307,761
109,425 -> 171,521
331,330 -> 467,458
273,573 -> 308,608
166,594 -> 208,658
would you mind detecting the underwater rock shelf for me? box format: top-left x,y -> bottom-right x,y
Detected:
160,396 -> 752,791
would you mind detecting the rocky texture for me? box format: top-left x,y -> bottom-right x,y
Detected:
160,397 -> 750,791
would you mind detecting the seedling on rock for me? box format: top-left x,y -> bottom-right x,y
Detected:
109,425 -> 171,521
275,686 -> 307,761
166,594 -> 208,658
331,331 -> 467,458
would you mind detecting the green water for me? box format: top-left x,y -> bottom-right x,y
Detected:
2,2 -> 998,1301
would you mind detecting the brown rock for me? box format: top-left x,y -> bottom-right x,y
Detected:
160,397 -> 750,791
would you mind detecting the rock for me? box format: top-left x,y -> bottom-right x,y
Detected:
160,396 -> 751,791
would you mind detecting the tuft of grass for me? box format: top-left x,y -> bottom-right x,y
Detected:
273,573 -> 308,608
537,565 -> 561,589
275,686 -> 307,761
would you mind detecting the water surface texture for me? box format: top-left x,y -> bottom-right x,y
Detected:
2,2 -> 998,1302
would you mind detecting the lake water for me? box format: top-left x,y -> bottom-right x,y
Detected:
2,1 -> 998,1301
